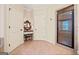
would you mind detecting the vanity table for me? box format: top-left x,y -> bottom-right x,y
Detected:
24,30 -> 33,41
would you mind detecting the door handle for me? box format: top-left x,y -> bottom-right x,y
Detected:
9,26 -> 11,29
20,29 -> 23,31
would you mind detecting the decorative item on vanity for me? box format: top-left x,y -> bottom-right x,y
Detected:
24,20 -> 31,32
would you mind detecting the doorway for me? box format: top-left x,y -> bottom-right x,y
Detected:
57,5 -> 74,48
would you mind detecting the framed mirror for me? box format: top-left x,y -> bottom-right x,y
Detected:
24,20 -> 31,32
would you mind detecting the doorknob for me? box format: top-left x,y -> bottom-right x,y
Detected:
20,29 -> 23,31
9,8 -> 11,11
9,26 -> 11,29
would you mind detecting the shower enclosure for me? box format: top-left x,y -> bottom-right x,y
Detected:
57,5 -> 74,48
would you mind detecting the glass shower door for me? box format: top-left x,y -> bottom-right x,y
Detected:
57,5 -> 74,48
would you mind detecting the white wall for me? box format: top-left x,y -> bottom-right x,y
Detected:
0,5 -> 5,38
33,5 -> 57,44
33,7 -> 48,41
24,8 -> 33,30
33,4 -> 71,44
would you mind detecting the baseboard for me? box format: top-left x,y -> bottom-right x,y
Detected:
40,40 -> 56,45
33,39 -> 56,45
0,37 -> 4,48
77,50 -> 79,54
46,40 -> 56,45
0,37 -> 4,52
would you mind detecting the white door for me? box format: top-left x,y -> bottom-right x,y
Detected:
33,8 -> 47,40
6,5 -> 24,52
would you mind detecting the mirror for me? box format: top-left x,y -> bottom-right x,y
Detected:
24,20 -> 31,32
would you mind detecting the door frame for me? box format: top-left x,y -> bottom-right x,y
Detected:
57,5 -> 74,49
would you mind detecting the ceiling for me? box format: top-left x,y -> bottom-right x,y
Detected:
23,4 -> 71,11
